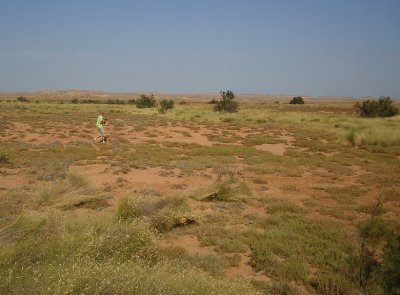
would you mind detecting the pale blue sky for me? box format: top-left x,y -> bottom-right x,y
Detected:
0,0 -> 399,97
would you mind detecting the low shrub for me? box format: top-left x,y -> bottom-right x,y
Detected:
0,151 -> 9,163
289,96 -> 304,104
355,96 -> 399,118
158,99 -> 175,114
136,94 -> 156,108
17,96 -> 29,102
214,90 -> 239,113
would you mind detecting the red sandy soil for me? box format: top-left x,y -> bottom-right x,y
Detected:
2,117 -> 396,283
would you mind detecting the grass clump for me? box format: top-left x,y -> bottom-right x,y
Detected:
194,176 -> 253,202
0,214 -> 258,295
37,173 -> 105,210
116,195 -> 200,232
0,151 -> 9,164
248,200 -> 355,292
346,128 -> 356,146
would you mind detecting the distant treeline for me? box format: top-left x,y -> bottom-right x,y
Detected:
71,98 -> 136,105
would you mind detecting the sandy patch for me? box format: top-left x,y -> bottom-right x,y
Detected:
0,175 -> 29,189
253,133 -> 296,156
254,143 -> 289,156
69,163 -> 215,196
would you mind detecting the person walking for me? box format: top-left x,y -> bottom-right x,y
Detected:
93,111 -> 106,143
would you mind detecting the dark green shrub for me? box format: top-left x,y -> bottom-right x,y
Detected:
128,99 -> 136,104
17,96 -> 29,102
289,96 -> 304,104
352,201 -> 400,294
71,98 -> 79,104
136,94 -> 156,108
214,90 -> 238,113
355,96 -> 399,117
105,99 -> 125,105
0,151 -> 9,163
158,99 -> 174,114
81,99 -> 100,104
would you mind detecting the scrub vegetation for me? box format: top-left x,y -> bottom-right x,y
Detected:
0,92 -> 399,294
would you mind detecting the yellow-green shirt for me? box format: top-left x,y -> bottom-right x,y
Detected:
96,115 -> 104,129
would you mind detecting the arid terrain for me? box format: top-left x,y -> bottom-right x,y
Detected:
0,91 -> 399,294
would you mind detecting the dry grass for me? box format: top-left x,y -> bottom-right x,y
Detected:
0,96 -> 399,294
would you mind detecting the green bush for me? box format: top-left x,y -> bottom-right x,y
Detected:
80,99 -> 100,104
0,151 -> 9,163
116,196 -> 139,221
158,99 -> 175,114
353,201 -> 400,294
105,99 -> 125,104
355,96 -> 399,117
214,90 -> 239,113
289,96 -> 304,104
136,94 -> 156,108
17,96 -> 29,102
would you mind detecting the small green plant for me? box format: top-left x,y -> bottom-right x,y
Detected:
0,151 -> 9,163
116,196 -> 139,221
346,129 -> 356,146
214,90 -> 238,113
158,99 -> 174,114
289,96 -> 304,104
355,96 -> 399,117
353,201 -> 400,295
136,94 -> 156,108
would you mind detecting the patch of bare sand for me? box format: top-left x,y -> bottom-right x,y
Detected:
0,175 -> 29,189
116,125 -> 214,146
4,121 -> 93,145
0,168 -> 30,189
254,143 -> 289,156
253,133 -> 296,156
69,164 -> 216,196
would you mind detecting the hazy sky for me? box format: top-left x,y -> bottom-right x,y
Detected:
0,0 -> 399,97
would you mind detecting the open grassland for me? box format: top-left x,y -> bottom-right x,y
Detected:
0,94 -> 399,294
